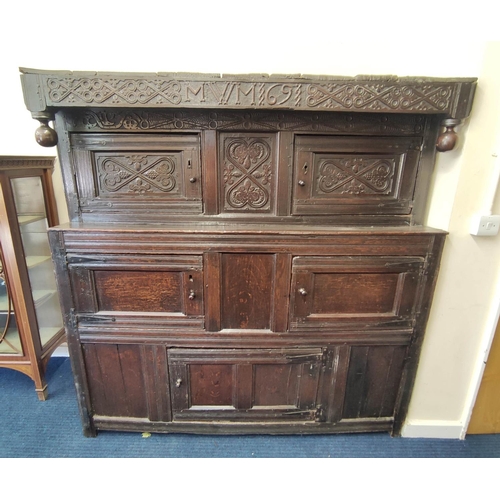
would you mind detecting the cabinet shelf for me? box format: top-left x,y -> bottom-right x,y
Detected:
0,327 -> 22,354
18,214 -> 46,226
26,255 -> 51,268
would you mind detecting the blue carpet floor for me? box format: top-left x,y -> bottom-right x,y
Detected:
1,357 -> 499,458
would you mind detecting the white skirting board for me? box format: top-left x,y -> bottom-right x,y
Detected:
52,343 -> 69,357
401,419 -> 465,439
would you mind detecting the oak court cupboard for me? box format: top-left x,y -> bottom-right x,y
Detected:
20,69 -> 476,437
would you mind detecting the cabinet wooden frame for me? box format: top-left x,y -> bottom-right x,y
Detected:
48,224 -> 445,436
21,70 -> 476,437
0,157 -> 65,400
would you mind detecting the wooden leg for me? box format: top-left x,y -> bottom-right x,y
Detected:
36,384 -> 48,401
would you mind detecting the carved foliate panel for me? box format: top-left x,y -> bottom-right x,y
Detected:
315,155 -> 397,197
219,133 -> 276,214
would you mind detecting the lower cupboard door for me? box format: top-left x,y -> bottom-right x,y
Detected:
82,343 -> 172,422
168,348 -> 325,422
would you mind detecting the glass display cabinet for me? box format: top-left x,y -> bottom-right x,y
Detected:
0,156 -> 64,400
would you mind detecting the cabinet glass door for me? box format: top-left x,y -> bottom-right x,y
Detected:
0,246 -> 22,354
11,176 -> 63,347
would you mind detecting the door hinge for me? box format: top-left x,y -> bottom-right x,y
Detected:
420,256 -> 432,277
315,405 -> 326,422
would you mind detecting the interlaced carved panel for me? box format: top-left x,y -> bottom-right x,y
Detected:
96,154 -> 179,195
220,134 -> 275,213
317,157 -> 396,196
307,84 -> 454,112
48,78 -> 182,106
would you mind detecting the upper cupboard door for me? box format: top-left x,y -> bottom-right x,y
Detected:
70,133 -> 202,221
292,135 -> 422,216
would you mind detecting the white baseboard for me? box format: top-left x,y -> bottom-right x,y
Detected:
52,343 -> 69,357
401,419 -> 465,439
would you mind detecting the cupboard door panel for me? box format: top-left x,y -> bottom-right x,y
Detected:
68,254 -> 204,327
291,256 -> 424,330
168,348 -> 324,422
71,133 -> 202,221
292,135 -> 421,216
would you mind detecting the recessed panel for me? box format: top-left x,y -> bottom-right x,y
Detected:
221,254 -> 275,330
189,364 -> 234,406
253,364 -> 300,407
94,270 -> 182,312
312,273 -> 400,315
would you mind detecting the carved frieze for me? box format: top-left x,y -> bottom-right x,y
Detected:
20,69 -> 477,120
47,78 -> 454,112
64,109 -> 426,135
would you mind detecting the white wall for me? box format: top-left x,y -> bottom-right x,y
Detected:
2,1 -> 499,438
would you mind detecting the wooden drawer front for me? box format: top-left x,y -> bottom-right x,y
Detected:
291,256 -> 424,330
218,132 -> 277,214
169,348 -> 324,422
292,135 -> 421,215
71,133 -> 202,218
68,255 -> 203,325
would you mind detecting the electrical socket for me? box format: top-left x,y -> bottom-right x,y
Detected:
470,214 -> 500,236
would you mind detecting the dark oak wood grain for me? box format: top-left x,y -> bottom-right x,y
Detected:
18,69 -> 471,437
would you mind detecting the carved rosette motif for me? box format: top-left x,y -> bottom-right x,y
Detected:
98,154 -> 177,194
317,157 -> 396,196
222,136 -> 274,212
